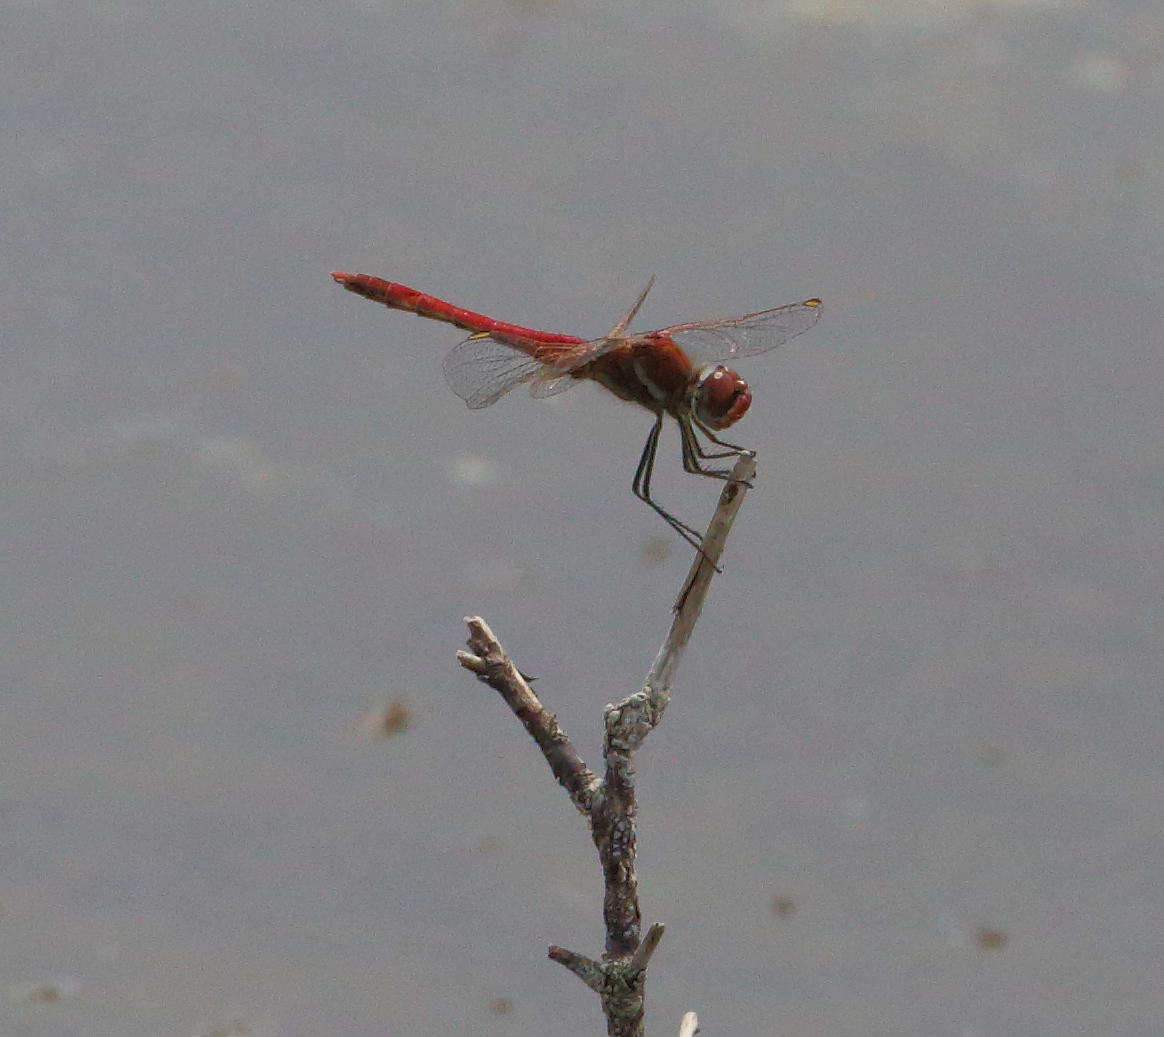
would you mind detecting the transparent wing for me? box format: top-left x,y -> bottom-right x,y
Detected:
662,298 -> 822,362
442,334 -> 583,409
441,294 -> 822,408
529,369 -> 583,399
526,336 -> 621,375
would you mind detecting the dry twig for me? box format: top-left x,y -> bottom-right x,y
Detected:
455,453 -> 755,1037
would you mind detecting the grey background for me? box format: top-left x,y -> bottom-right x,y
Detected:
3,0 -> 1162,1034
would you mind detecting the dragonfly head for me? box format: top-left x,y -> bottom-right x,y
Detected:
692,365 -> 751,430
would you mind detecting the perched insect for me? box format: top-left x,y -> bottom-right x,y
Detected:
333,272 -> 822,551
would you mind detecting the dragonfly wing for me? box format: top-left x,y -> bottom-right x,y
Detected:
530,335 -> 626,374
527,336 -> 626,397
528,370 -> 581,399
664,298 -> 822,362
443,334 -> 556,409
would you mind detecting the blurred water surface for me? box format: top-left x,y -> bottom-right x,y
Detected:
2,0 -> 1162,1034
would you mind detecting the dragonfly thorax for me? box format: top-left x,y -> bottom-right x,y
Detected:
691,364 -> 751,430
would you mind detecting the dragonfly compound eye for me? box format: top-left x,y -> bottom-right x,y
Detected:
694,365 -> 751,430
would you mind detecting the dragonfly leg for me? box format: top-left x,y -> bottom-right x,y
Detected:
634,414 -> 704,546
678,417 -> 754,486
633,414 -> 721,571
692,419 -> 750,458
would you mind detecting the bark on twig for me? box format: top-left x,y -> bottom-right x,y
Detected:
456,621 -> 600,816
455,454 -> 755,1037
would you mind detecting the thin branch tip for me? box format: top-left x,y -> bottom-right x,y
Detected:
630,922 -> 666,970
454,649 -> 486,673
456,613 -> 598,818
548,945 -> 605,993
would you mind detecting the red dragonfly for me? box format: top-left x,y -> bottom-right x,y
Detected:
333,272 -> 822,552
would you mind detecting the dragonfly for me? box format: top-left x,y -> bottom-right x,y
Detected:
332,271 -> 822,554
